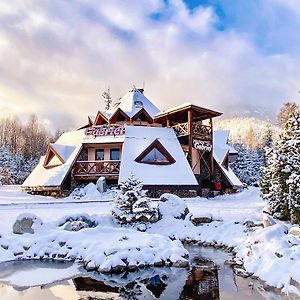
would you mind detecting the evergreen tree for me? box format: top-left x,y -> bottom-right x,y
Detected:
111,175 -> 158,225
230,143 -> 266,186
261,113 -> 300,222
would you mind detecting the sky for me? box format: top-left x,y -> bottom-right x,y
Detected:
0,0 -> 300,130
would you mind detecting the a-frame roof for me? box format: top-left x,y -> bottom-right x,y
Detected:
105,88 -> 160,119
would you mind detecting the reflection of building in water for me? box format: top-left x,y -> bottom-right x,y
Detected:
144,275 -> 167,298
73,277 -> 121,299
179,266 -> 220,300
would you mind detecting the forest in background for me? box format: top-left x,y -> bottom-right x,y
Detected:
0,115 -> 60,184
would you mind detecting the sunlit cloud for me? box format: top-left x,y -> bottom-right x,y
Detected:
0,0 -> 300,131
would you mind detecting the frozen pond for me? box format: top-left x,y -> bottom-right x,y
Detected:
0,246 -> 296,299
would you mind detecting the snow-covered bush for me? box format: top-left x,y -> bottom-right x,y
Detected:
112,175 -> 158,225
261,113 -> 300,223
158,193 -> 189,220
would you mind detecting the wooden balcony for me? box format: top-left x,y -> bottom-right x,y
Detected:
172,122 -> 212,140
74,160 -> 121,180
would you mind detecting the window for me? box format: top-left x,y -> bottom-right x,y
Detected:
134,100 -> 143,108
95,149 -> 104,160
141,148 -> 169,163
110,148 -> 120,160
135,139 -> 176,165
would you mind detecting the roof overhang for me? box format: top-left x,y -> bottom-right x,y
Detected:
155,103 -> 222,121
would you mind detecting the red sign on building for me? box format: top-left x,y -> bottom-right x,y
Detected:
85,125 -> 125,137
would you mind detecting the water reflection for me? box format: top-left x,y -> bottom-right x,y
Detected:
0,247 -> 296,300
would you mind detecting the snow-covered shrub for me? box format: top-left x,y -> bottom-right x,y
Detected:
112,175 -> 158,225
158,193 -> 189,220
261,113 -> 300,223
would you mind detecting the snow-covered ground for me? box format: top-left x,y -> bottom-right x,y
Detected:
0,185 -> 299,296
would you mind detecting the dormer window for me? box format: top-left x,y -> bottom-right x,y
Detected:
134,100 -> 143,108
135,139 -> 175,165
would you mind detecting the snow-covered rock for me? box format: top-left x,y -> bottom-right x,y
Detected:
1,214 -> 189,273
83,183 -> 101,198
63,220 -> 89,231
191,213 -> 213,225
158,194 -> 189,220
263,214 -> 276,228
289,225 -> 300,237
12,213 -> 42,235
96,176 -> 107,193
58,214 -> 98,229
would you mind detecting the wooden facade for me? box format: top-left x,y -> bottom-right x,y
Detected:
71,103 -> 222,191
22,88 -> 243,195
154,104 -> 222,189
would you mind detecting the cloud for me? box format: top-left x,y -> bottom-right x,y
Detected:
0,0 -> 299,130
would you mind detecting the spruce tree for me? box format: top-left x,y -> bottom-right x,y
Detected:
112,175 -> 157,225
261,112 -> 300,222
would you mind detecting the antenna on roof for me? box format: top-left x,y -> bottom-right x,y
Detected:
102,86 -> 112,110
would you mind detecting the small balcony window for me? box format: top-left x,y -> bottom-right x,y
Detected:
95,149 -> 104,160
110,148 -> 120,160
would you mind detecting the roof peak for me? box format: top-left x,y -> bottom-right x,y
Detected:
104,88 -> 161,118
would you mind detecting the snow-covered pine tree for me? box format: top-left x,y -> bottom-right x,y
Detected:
230,142 -> 266,186
261,113 -> 300,222
285,114 -> 300,223
112,174 -> 157,225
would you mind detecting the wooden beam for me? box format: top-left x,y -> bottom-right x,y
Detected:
188,109 -> 193,164
210,117 -> 214,180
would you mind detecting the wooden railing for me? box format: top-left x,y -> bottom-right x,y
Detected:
192,123 -> 211,139
172,122 -> 189,137
172,122 -> 211,139
74,160 -> 121,177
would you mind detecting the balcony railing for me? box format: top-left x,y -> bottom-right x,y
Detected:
172,122 -> 212,139
74,160 -> 121,177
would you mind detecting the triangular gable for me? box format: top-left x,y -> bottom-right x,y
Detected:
43,144 -> 75,168
135,139 -> 175,165
132,108 -> 153,123
94,111 -> 109,125
109,108 -> 130,123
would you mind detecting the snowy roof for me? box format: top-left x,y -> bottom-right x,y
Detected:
22,130 -> 86,188
155,102 -> 222,118
105,88 -> 160,118
213,130 -> 243,189
213,130 -> 230,164
50,144 -> 76,163
218,164 -> 243,189
119,126 -> 198,186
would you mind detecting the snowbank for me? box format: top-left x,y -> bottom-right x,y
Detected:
0,186 -> 299,296
0,214 -> 188,273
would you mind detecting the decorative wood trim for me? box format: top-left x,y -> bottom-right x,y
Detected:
154,104 -> 222,121
43,144 -> 65,168
74,160 -> 121,177
94,111 -> 109,125
134,139 -> 176,165
109,108 -> 130,124
131,108 -> 153,123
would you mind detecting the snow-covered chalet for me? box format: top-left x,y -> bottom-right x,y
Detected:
22,87 -> 243,196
